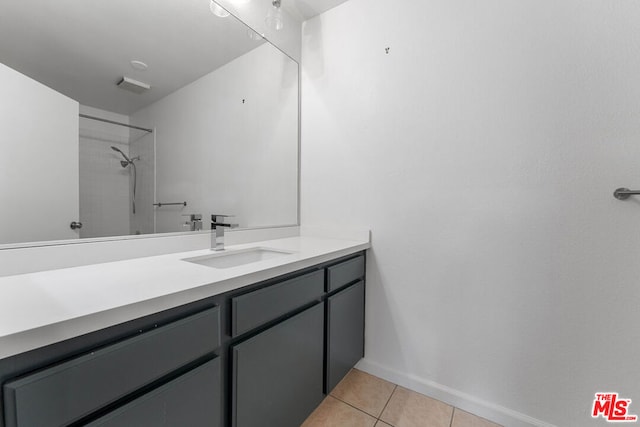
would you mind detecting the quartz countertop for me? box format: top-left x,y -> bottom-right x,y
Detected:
0,234 -> 370,359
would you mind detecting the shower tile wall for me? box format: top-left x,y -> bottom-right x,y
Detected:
79,106 -> 133,238
129,131 -> 155,235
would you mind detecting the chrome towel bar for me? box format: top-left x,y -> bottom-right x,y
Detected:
614,188 -> 640,200
154,201 -> 187,207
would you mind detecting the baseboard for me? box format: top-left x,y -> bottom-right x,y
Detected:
355,359 -> 557,427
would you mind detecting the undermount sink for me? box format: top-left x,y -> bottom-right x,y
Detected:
182,247 -> 294,269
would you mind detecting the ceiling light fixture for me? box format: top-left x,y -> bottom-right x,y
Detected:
117,77 -> 151,94
130,60 -> 148,71
210,0 -> 231,17
265,0 -> 284,31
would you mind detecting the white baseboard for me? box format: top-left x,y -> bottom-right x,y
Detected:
355,359 -> 557,427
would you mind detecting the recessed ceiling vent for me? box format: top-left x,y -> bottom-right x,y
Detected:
117,76 -> 150,94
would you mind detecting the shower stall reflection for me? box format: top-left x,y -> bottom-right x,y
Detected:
78,110 -> 155,238
110,146 -> 140,214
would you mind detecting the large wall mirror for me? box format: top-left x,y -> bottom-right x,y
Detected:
0,0 -> 299,247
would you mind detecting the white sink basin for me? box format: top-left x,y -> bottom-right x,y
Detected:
182,247 -> 294,269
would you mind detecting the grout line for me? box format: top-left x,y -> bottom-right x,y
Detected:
330,370 -> 502,427
377,384 -> 398,422
329,395 -> 381,420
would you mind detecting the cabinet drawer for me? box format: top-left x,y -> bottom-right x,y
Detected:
3,306 -> 220,427
231,270 -> 324,337
85,357 -> 221,427
327,255 -> 365,292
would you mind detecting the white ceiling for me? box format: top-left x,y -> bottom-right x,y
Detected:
0,0 -> 348,115
284,0 -> 351,20
0,0 -> 266,115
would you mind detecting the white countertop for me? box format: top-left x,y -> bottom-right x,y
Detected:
0,235 -> 369,359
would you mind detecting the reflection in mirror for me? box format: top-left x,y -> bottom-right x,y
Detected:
0,0 -> 299,247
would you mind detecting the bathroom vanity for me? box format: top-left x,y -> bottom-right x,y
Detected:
0,235 -> 368,427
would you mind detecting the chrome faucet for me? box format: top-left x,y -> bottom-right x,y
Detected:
182,214 -> 202,231
211,214 -> 238,251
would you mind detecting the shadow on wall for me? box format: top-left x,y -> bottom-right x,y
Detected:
280,54 -> 298,98
286,0 -> 316,21
302,18 -> 324,79
362,244 -> 411,375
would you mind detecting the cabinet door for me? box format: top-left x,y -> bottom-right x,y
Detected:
232,303 -> 324,427
327,280 -> 365,392
86,357 -> 221,427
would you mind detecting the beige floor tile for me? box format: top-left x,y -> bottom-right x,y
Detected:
301,395 -> 377,427
330,369 -> 397,417
380,386 -> 453,427
451,409 -> 502,427
374,422 -> 394,427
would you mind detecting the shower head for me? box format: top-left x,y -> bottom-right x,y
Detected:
119,156 -> 140,168
111,146 -> 131,162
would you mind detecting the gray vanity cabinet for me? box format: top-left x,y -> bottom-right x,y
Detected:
327,280 -> 365,392
231,303 -> 325,427
2,306 -> 221,427
0,251 -> 366,427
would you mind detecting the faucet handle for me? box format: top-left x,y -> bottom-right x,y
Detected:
211,214 -> 234,220
211,214 -> 238,228
182,214 -> 202,221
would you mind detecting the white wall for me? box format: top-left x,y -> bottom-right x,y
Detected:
133,42 -> 298,233
0,63 -> 79,244
301,1 -> 640,426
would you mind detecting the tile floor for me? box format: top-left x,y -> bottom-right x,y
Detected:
302,369 -> 502,427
